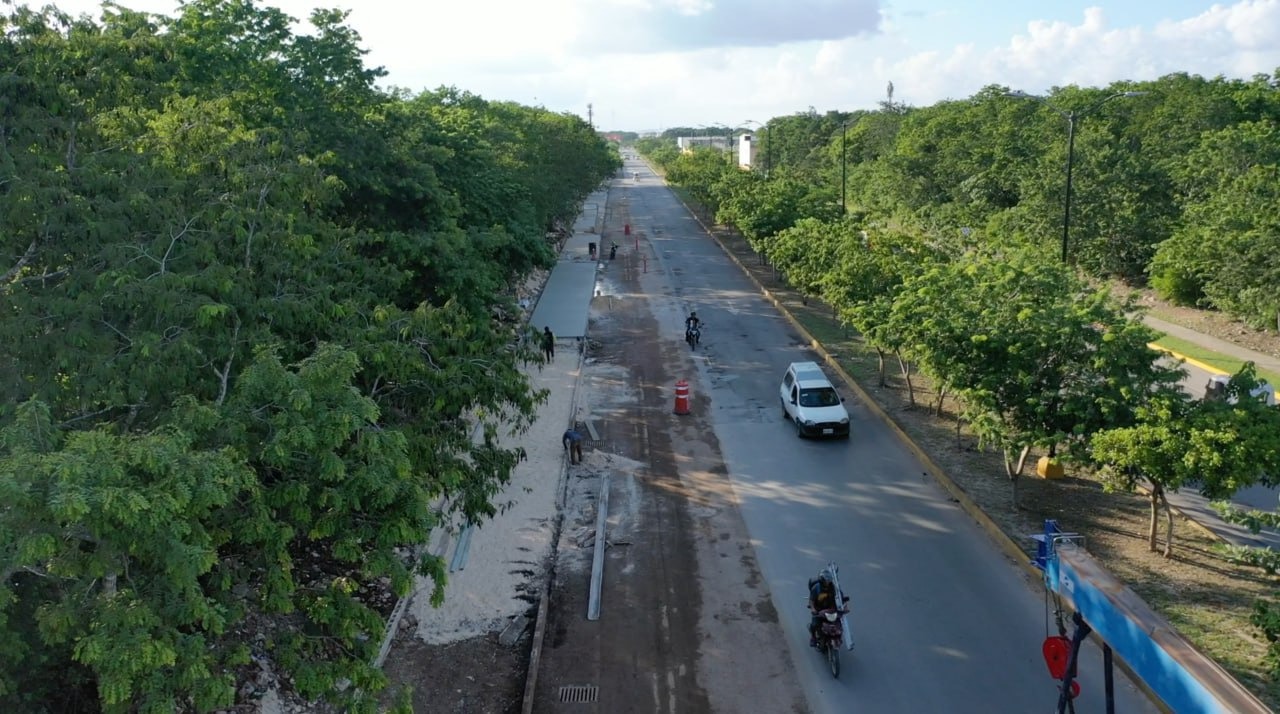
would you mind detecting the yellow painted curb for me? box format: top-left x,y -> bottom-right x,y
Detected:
1148,342 -> 1230,376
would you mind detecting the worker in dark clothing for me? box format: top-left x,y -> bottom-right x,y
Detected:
542,326 -> 555,362
563,424 -> 584,464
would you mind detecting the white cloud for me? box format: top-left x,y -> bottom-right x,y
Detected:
14,0 -> 1280,130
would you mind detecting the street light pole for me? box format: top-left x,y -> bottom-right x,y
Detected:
1007,90 -> 1146,264
1061,113 -> 1077,264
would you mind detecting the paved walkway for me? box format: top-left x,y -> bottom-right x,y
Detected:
1142,315 -> 1280,549
530,189 -> 610,340
1144,315 -> 1280,375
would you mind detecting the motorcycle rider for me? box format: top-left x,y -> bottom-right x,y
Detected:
685,311 -> 701,344
807,571 -> 840,647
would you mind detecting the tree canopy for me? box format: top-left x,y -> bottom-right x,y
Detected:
641,70 -> 1280,331
0,2 -> 619,711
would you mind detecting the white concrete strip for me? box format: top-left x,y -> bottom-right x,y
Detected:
587,473 -> 610,621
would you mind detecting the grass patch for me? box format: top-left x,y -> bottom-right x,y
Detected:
1152,334 -> 1280,386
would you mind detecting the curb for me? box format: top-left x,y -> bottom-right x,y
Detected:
1148,342 -> 1230,376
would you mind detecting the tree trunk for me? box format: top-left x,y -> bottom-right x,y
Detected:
954,411 -> 963,449
875,348 -> 887,387
934,384 -> 948,417
1004,445 -> 1031,509
896,351 -> 916,406
1159,487 -> 1175,558
1147,484 -> 1161,552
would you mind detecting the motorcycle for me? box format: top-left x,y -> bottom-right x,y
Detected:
686,324 -> 701,349
808,561 -> 852,678
813,600 -> 851,677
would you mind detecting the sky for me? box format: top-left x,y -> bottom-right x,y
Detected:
25,0 -> 1280,132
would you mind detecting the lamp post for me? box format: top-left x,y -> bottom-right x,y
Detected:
1007,90 -> 1146,263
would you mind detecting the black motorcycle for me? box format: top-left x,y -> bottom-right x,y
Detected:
808,561 -> 852,678
813,599 -> 851,677
685,324 -> 701,350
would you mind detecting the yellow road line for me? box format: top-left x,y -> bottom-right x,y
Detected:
1148,343 -> 1230,376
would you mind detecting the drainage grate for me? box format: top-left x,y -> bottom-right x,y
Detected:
558,685 -> 599,703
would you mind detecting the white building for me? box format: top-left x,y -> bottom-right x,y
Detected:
737,133 -> 757,170
677,135 -> 730,152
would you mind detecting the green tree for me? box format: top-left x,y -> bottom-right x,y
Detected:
0,3 -> 605,710
1152,121 -> 1280,328
0,399 -> 257,711
665,147 -> 733,211
635,136 -> 680,170
769,217 -> 847,300
1092,365 -> 1280,555
822,229 -> 938,387
892,249 -> 1181,507
716,171 -> 815,255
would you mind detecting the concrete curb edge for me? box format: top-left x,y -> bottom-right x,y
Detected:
1148,342 -> 1230,377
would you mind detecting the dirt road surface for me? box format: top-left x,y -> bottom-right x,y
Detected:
530,203 -> 805,713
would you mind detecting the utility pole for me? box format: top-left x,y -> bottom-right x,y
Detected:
1006,90 -> 1146,263
587,103 -> 594,129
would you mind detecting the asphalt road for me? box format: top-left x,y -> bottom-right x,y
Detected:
623,155 -> 1157,713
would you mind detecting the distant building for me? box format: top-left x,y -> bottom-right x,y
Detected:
737,133 -> 757,169
677,135 -> 730,152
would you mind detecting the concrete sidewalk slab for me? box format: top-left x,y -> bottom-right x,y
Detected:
530,262 -> 598,340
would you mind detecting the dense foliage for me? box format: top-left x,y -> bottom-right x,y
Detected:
640,71 -> 1280,330
0,2 -> 618,711
637,69 -> 1280,543
638,70 -> 1280,668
